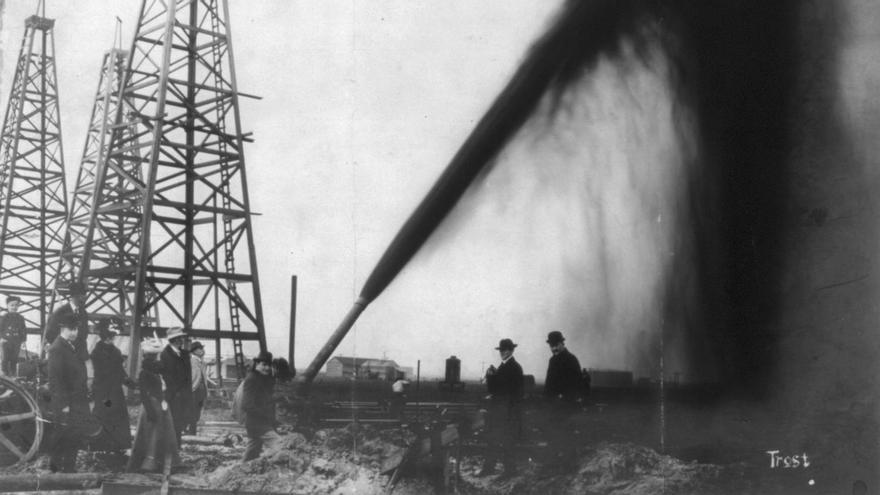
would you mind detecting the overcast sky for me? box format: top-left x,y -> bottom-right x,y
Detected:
0,1 -> 649,380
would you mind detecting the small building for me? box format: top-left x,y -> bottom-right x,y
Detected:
326,356 -> 404,380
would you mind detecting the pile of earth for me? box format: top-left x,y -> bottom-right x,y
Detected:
457,442 -> 742,495
184,423 -> 418,494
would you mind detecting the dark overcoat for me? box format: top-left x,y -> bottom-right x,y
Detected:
90,341 -> 132,450
544,348 -> 582,402
45,303 -> 90,361
159,345 -> 193,436
241,370 -> 276,436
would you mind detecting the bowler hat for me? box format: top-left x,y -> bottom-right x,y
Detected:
495,338 -> 517,351
190,341 -> 204,352
166,326 -> 186,341
547,331 -> 565,345
6,295 -> 21,305
254,350 -> 273,364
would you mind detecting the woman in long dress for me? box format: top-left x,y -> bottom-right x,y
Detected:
90,319 -> 134,454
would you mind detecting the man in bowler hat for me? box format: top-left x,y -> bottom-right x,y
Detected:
480,338 -> 524,477
45,281 -> 90,362
47,313 -> 95,472
544,331 -> 582,403
543,330 -> 583,466
159,327 -> 193,445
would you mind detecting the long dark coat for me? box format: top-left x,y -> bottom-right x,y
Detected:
484,356 -> 524,466
544,348 -> 582,403
47,337 -> 93,471
487,357 -> 524,407
90,341 -> 132,450
241,370 -> 276,436
159,345 -> 193,438
127,358 -> 179,472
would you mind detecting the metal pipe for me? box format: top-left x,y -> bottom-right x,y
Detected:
297,297 -> 367,393
288,275 -> 297,370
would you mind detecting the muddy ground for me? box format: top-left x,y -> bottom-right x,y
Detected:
1,384 -> 875,494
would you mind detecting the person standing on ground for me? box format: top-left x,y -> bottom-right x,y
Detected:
0,295 -> 27,376
128,339 -> 179,473
542,330 -> 583,466
45,281 -> 90,362
47,314 -> 93,472
479,338 -> 524,477
159,327 -> 193,445
390,372 -> 410,421
90,318 -> 135,454
544,331 -> 582,402
187,341 -> 215,435
241,351 -> 282,461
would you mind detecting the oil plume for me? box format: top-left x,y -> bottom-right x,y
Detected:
303,0 -> 805,392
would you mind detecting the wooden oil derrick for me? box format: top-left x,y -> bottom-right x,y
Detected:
0,13 -> 69,337
79,0 -> 266,379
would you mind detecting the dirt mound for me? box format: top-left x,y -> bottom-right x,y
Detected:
201,424 -> 415,494
459,442 -> 735,495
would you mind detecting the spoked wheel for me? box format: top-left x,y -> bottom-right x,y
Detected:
0,376 -> 42,466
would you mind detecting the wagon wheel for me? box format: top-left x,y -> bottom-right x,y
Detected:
0,376 -> 42,466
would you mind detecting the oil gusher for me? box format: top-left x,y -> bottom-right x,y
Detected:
297,0 -> 647,393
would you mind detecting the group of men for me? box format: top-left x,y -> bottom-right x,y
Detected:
0,283 -> 219,472
480,330 -> 586,477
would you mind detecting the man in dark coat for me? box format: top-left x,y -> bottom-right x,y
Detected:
90,319 -> 134,452
544,331 -> 582,403
47,313 -> 95,472
241,351 -> 281,461
0,295 -> 27,375
480,338 -> 524,477
159,327 -> 193,445
542,330 -> 583,466
45,281 -> 90,362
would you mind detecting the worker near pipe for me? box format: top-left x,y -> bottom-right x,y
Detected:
0,295 -> 27,376
542,330 -> 583,466
159,327 -> 194,446
47,313 -> 98,472
479,338 -> 524,477
240,350 -> 283,461
44,281 -> 90,362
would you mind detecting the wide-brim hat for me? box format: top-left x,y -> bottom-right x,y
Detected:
141,339 -> 164,355
495,338 -> 517,351
546,331 -> 565,345
166,326 -> 186,341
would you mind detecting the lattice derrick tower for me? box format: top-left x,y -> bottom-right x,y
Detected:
80,0 -> 267,377
56,48 -> 154,329
0,15 -> 69,334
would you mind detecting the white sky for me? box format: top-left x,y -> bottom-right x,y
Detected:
1,1 -> 569,380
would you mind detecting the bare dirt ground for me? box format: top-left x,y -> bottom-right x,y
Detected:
1,383 -> 874,494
